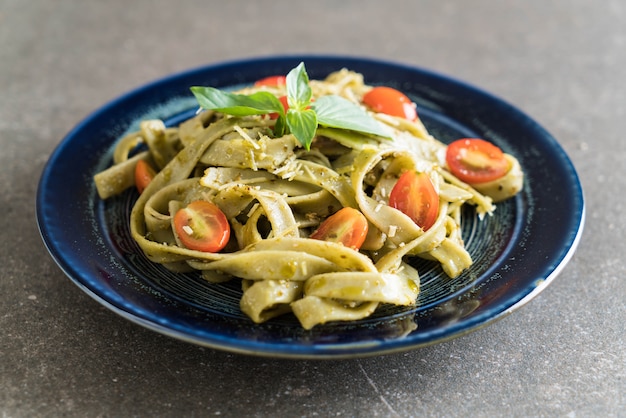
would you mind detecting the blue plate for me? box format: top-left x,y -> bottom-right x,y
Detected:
36,56 -> 584,358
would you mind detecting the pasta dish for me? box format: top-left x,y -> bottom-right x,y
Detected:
94,63 -> 523,329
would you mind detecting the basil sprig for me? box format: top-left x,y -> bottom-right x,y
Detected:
190,62 -> 390,150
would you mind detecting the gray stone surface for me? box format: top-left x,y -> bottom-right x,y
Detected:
1,0 -> 624,416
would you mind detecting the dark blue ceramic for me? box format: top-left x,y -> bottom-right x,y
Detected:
36,56 -> 584,358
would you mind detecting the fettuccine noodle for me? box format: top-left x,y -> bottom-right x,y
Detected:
94,68 -> 523,329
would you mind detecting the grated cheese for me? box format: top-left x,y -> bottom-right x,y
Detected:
235,125 -> 260,149
247,202 -> 260,217
248,148 -> 258,171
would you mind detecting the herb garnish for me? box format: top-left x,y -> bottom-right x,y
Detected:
190,62 -> 390,150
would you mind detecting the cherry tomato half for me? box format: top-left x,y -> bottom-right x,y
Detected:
310,207 -> 369,250
445,138 -> 510,184
173,200 -> 231,253
134,159 -> 156,194
389,171 -> 439,231
362,86 -> 417,121
254,75 -> 287,87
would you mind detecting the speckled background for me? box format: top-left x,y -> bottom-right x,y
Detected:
2,1 -> 624,416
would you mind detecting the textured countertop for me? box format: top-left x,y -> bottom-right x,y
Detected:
2,1 -> 624,416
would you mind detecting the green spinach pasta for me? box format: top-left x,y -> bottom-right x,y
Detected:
94,64 -> 523,329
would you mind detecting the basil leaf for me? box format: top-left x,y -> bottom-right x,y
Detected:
313,95 -> 391,139
274,114 -> 287,137
191,62 -> 394,152
286,62 -> 312,110
190,86 -> 284,116
286,108 -> 318,150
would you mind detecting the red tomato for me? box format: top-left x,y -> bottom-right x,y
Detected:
310,207 -> 369,250
445,138 -> 510,184
389,171 -> 439,231
254,75 -> 287,87
362,86 -> 417,121
134,160 -> 156,194
173,201 -> 230,252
